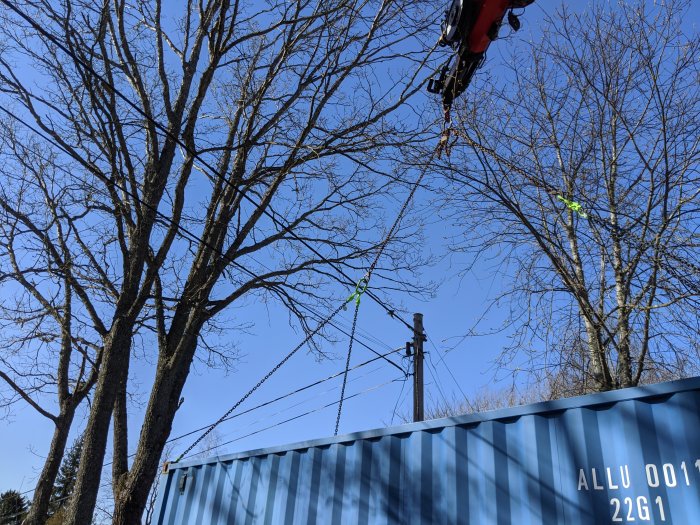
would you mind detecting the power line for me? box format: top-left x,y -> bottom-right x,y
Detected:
12,346 -> 405,504
184,377 -> 402,461
194,363 -> 388,451
425,350 -> 450,408
390,373 -> 411,425
164,347 -> 405,447
173,302 -> 352,461
425,322 -> 468,400
307,308 -> 404,373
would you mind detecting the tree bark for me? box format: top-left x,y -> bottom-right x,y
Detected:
112,369 -> 130,499
22,405 -> 75,525
112,315 -> 203,524
65,323 -> 133,525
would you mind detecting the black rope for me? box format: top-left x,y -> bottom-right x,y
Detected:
186,377 -> 404,461
427,330 -> 468,401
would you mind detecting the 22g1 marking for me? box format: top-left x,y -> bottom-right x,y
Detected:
610,496 -> 665,522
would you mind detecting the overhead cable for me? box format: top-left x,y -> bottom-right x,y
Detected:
165,346 -> 404,447
185,377 -> 402,461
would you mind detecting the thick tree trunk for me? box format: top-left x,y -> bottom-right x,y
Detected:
65,153 -> 170,523
65,324 -> 133,525
112,323 -> 202,525
22,405 -> 76,525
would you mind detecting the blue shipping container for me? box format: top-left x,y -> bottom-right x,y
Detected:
153,377 -> 700,524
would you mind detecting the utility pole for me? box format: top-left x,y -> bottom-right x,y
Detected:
412,312 -> 425,422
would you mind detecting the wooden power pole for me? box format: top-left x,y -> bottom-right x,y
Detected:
412,312 -> 425,422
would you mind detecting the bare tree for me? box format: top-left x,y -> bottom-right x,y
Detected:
436,0 -> 700,392
0,132 -> 102,525
0,0 -> 434,522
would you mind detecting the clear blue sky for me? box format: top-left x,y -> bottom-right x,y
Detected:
1,0 -> 698,507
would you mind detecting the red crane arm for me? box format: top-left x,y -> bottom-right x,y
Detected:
468,0 -> 512,53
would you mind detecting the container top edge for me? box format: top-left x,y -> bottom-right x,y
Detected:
168,374 -> 700,471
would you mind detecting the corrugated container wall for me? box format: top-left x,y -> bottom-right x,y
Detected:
153,377 -> 700,524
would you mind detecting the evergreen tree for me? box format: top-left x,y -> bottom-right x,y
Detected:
48,437 -> 83,516
0,490 -> 27,525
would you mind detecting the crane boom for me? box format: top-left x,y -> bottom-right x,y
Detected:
428,0 -> 535,110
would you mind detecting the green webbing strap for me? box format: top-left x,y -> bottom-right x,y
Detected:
557,195 -> 588,218
346,277 -> 369,307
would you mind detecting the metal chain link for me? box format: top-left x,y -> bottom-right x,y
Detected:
334,301 -> 361,436
333,164 -> 431,435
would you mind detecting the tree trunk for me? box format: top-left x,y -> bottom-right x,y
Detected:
65,324 -> 133,525
112,322 -> 202,525
112,365 -> 130,499
22,405 -> 76,525
581,314 -> 612,391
